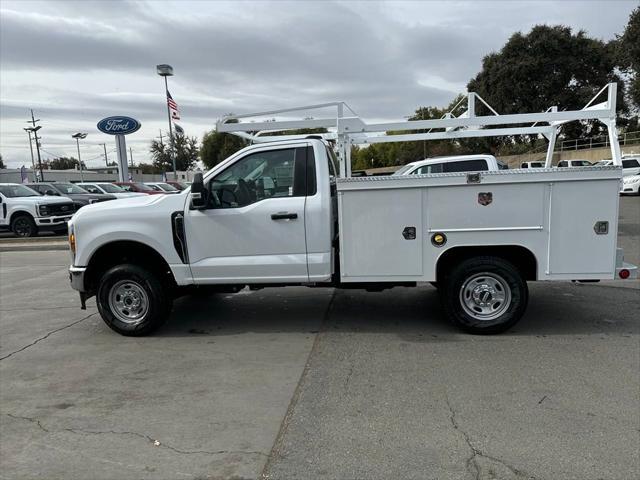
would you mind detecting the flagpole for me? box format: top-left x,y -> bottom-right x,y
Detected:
163,76 -> 177,180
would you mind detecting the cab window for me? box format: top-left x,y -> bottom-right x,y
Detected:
442,159 -> 488,173
414,163 -> 443,174
622,159 -> 640,168
209,147 -> 306,208
83,185 -> 101,194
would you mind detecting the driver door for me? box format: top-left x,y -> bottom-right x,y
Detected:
185,145 -> 310,283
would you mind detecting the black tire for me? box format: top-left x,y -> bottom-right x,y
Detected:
440,256 -> 528,334
11,214 -> 37,237
96,264 -> 172,336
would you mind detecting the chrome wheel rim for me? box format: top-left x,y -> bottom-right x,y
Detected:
459,272 -> 511,321
108,280 -> 149,325
13,218 -> 33,237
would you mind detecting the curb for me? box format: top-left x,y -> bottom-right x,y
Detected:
0,243 -> 68,252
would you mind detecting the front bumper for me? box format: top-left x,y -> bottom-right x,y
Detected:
69,266 -> 87,292
36,215 -> 73,227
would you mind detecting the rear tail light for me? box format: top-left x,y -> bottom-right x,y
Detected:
619,269 -> 630,279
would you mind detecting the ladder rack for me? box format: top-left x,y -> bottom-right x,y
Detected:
217,83 -> 622,177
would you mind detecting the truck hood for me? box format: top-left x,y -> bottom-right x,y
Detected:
72,191 -> 186,221
14,196 -> 74,206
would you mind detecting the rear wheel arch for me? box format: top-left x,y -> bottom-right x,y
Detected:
436,245 -> 537,283
84,240 -> 177,295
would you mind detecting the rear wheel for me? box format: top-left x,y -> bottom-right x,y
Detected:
11,214 -> 37,237
97,264 -> 172,336
441,256 -> 528,334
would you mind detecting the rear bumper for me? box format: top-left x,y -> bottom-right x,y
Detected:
615,248 -> 638,279
616,262 -> 638,280
69,266 -> 86,292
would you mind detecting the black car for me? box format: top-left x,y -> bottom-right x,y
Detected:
27,182 -> 117,209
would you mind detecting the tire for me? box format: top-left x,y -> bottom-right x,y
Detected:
11,214 -> 37,237
441,256 -> 528,334
96,264 -> 173,336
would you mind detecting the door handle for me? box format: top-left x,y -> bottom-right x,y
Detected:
271,212 -> 298,220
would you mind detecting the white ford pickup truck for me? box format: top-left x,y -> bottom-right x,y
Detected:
68,137 -> 636,336
68,84 -> 637,336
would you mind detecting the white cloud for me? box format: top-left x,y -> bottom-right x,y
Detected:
0,0 -> 635,168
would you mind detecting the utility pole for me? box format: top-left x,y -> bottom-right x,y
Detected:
26,109 -> 44,181
100,143 -> 108,167
23,128 -> 36,172
129,147 -> 134,167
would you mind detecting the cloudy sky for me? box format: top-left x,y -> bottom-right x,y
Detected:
0,0 -> 635,169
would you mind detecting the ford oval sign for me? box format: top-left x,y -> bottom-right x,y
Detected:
97,116 -> 141,135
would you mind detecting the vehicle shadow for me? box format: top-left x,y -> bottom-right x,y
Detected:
159,282 -> 638,339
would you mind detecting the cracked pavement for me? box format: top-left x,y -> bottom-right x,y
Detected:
1,198 -> 639,480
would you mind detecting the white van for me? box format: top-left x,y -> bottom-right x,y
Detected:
393,154 -> 508,175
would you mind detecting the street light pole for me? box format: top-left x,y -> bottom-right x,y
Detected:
100,143 -> 108,167
72,133 -> 88,182
157,64 -> 177,180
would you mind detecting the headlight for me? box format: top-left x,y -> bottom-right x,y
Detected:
38,204 -> 50,216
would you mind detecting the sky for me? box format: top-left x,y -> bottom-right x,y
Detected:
0,0 -> 636,169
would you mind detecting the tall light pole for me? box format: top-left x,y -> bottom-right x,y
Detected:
72,132 -> 88,182
99,143 -> 108,167
156,64 -> 177,180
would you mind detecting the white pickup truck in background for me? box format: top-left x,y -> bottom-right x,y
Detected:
1,183 -> 76,237
67,83 -> 637,337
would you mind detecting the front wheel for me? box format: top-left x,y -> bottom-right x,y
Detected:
97,264 -> 173,336
11,214 -> 37,237
441,256 -> 528,334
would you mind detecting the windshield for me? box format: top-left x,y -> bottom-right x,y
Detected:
0,185 -> 41,198
392,164 -> 416,176
54,183 -> 88,194
131,183 -> 154,191
156,183 -> 178,192
98,184 -> 125,193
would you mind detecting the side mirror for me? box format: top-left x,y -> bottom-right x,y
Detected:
190,173 -> 208,209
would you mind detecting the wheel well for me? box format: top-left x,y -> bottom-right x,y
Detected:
436,245 -> 537,282
84,240 -> 176,295
9,210 -> 35,224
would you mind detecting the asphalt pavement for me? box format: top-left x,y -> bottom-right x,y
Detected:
0,197 -> 638,480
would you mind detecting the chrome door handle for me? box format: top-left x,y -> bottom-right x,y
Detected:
271,212 -> 298,220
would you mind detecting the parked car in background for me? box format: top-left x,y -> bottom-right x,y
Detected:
165,180 -> 188,191
26,182 -> 116,210
620,174 -> 640,195
77,183 -> 145,199
557,159 -> 593,168
145,182 -> 181,193
0,183 -> 75,237
596,157 -> 640,177
393,154 -> 508,176
114,182 -> 164,195
520,161 -> 544,169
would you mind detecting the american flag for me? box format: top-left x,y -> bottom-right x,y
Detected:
167,91 -> 180,120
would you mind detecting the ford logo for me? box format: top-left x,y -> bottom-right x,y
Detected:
97,116 -> 141,135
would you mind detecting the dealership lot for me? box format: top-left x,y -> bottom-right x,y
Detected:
0,198 -> 638,480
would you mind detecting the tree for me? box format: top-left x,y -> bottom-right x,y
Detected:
45,157 -> 83,170
613,7 -> 639,116
150,135 -> 199,172
467,25 -> 626,140
200,130 -> 248,169
136,163 -> 162,174
0,154 -> 5,169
